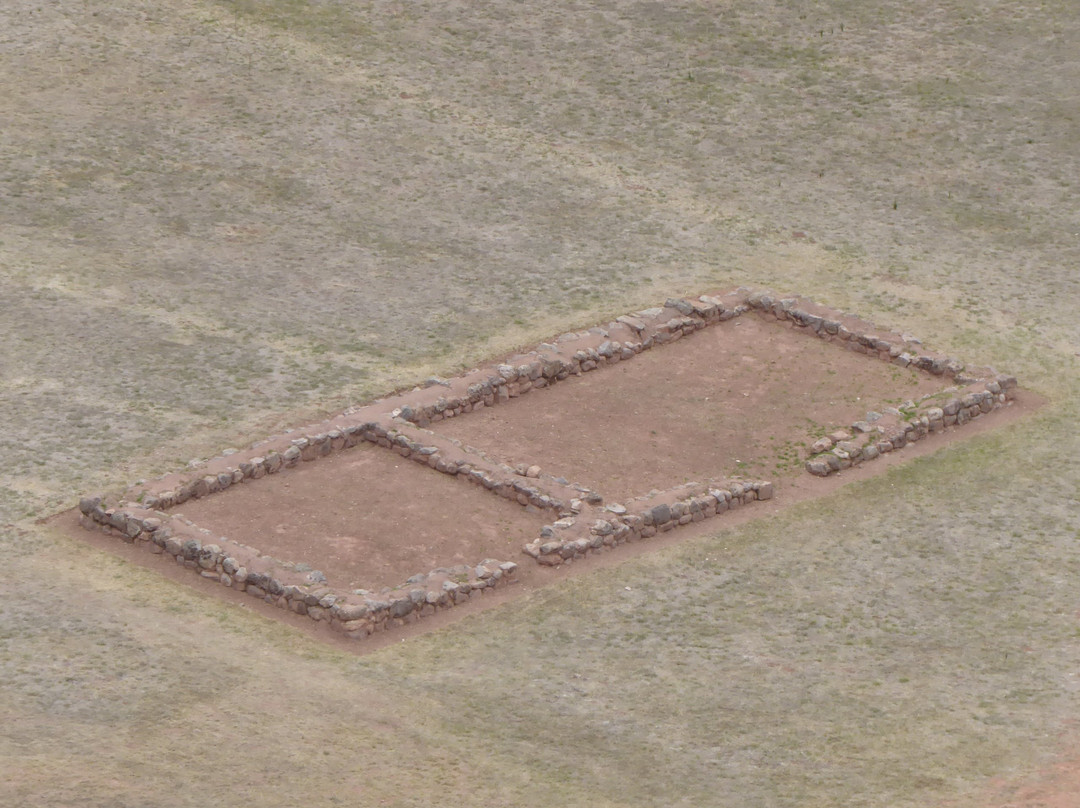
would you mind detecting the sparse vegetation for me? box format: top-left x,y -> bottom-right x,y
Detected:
3,0 -> 1080,806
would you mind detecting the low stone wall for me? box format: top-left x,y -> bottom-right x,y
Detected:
802,380 -> 1018,476
113,291 -> 756,516
78,495 -> 519,640
738,291 -> 1020,476
524,480 -> 774,566
390,295 -> 749,428
139,420 -> 579,517
76,286 -> 1019,642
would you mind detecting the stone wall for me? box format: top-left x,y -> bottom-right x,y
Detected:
737,291 -> 1019,476
524,480 -> 773,566
137,420 -> 580,517
78,495 -> 519,640
388,294 -> 748,429
76,287 -> 1018,642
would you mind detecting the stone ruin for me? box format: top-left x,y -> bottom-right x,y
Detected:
78,288 -> 1018,641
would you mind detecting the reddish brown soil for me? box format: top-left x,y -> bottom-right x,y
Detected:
940,730 -> 1080,808
436,316 -> 952,502
977,758 -> 1080,808
57,387 -> 1038,659
980,756 -> 1080,808
174,443 -> 547,591
56,305 -> 1042,663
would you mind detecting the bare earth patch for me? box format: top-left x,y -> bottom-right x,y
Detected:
435,315 -> 949,501
982,756 -> 1080,808
173,442 -> 547,591
75,290 -> 1024,643
941,734 -> 1080,808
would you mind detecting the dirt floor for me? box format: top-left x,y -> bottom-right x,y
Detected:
160,315 -> 954,595
436,315 -> 952,502
62,385 -> 1038,658
174,442 -> 547,591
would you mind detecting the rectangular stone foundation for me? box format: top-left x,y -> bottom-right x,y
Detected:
77,288 -> 1019,641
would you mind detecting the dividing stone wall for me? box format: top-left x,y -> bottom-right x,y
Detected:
138,420 -> 580,517
76,287 -> 1019,642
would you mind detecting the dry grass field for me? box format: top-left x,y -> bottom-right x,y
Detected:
3,0 -> 1080,805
